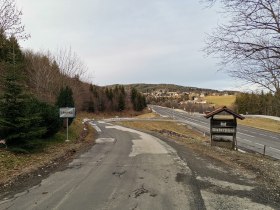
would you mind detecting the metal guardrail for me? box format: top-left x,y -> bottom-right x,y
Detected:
237,140 -> 280,160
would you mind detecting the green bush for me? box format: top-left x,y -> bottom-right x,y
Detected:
28,98 -> 62,138
8,139 -> 45,154
56,86 -> 75,125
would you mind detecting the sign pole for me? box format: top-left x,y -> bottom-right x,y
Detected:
59,107 -> 75,142
66,117 -> 69,142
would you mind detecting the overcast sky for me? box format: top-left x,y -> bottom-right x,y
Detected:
17,0 -> 244,90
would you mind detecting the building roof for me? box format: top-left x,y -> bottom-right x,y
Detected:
204,106 -> 245,120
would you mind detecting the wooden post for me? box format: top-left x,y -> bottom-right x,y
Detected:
210,117 -> 213,146
232,135 -> 235,150
66,117 -> 70,142
233,117 -> 237,150
263,145 -> 266,156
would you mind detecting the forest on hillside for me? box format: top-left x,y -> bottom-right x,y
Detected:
119,83 -> 237,95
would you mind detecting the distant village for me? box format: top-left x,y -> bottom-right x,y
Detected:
144,89 -> 236,113
145,89 -> 233,103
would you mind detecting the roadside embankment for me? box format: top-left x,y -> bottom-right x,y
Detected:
0,115 -> 96,199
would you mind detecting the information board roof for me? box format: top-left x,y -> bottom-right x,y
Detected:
204,106 -> 245,120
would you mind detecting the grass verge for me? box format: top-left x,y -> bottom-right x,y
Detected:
238,117 -> 280,133
207,114 -> 280,133
0,114 -> 96,188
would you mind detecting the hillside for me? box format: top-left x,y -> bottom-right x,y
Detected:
107,83 -> 238,94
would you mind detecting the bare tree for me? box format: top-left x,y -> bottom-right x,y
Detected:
24,50 -> 62,103
204,0 -> 280,93
54,47 -> 89,84
0,0 -> 29,39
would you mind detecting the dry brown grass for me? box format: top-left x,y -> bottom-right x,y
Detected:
207,115 -> 280,133
135,112 -> 159,119
78,109 -> 151,120
238,117 -> 280,133
117,121 -> 207,143
205,95 -> 236,107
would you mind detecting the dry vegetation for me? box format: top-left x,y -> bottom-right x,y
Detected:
201,114 -> 279,133
78,108 -> 152,120
0,114 -> 96,187
135,112 -> 159,119
205,95 -> 236,107
116,119 -> 280,197
238,117 -> 280,133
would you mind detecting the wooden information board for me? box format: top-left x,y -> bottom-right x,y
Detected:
205,107 -> 245,150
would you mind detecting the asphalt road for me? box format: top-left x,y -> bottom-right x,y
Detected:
150,105 -> 280,159
0,121 -> 277,210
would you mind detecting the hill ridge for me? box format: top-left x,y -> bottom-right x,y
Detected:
104,83 -> 237,94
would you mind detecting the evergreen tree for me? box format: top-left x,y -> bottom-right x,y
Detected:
131,87 -> 137,102
56,86 -> 75,108
0,65 -> 46,147
0,31 -> 23,65
56,86 -> 75,125
117,93 -> 125,111
105,87 -> 113,101
0,33 -> 46,150
130,88 -> 147,111
273,90 -> 280,116
28,98 -> 60,138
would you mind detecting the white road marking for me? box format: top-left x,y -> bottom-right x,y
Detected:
98,121 -> 106,124
255,143 -> 264,147
238,132 -> 255,138
96,138 -> 116,144
98,121 -> 113,126
241,139 -> 252,143
89,122 -> 101,133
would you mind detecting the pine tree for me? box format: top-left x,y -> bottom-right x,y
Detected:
0,64 -> 46,147
56,86 -> 75,107
117,93 -> 125,111
56,86 -> 75,125
0,34 -> 46,149
130,87 -> 147,111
